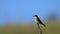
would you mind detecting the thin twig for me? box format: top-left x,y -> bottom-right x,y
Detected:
39,28 -> 42,34
37,23 -> 43,34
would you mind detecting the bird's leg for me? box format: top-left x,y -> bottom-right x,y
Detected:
37,23 -> 40,30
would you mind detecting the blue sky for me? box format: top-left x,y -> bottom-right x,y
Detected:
0,0 -> 60,24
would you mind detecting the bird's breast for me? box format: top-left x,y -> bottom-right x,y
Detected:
34,17 -> 38,23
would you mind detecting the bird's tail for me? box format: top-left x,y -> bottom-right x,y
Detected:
42,23 -> 46,27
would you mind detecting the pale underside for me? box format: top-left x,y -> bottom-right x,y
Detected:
34,17 -> 39,23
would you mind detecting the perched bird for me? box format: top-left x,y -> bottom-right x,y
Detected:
33,15 -> 46,29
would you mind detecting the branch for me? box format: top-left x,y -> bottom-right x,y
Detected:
37,23 -> 42,34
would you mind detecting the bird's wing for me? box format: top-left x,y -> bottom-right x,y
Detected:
38,17 -> 46,27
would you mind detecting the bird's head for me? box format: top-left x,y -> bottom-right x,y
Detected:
33,15 -> 38,17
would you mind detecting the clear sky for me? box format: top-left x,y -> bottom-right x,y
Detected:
0,0 -> 60,24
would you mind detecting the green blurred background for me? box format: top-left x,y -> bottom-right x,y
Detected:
0,22 -> 60,34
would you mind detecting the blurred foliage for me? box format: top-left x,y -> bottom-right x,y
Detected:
0,22 -> 60,34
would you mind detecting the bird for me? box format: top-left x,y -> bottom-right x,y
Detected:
33,15 -> 46,29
